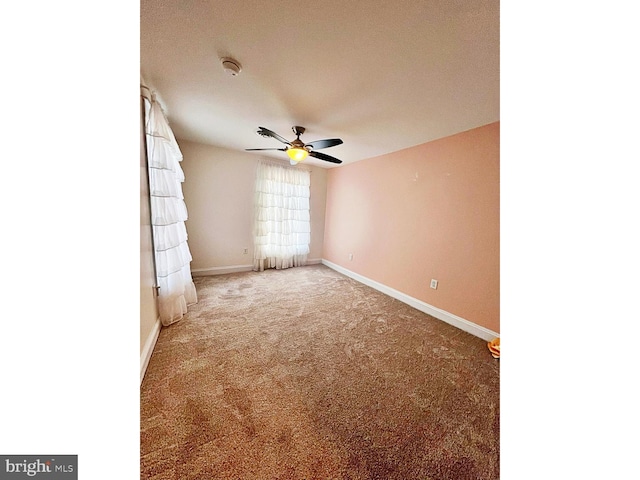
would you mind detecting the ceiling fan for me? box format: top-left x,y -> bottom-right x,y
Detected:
246,126 -> 343,165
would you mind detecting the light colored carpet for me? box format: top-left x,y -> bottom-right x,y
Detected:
141,264 -> 499,479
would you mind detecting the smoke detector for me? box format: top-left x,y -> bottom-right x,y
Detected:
221,57 -> 242,76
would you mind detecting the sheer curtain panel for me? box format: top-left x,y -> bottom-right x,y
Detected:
253,162 -> 311,271
143,88 -> 197,326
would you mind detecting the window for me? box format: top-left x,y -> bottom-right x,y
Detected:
253,162 -> 311,271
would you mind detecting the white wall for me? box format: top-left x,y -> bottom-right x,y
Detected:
179,141 -> 327,274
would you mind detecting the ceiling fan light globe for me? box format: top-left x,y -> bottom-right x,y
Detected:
287,148 -> 308,162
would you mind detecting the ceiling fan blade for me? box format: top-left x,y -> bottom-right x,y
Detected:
305,138 -> 343,150
309,150 -> 342,164
256,127 -> 291,145
245,148 -> 287,151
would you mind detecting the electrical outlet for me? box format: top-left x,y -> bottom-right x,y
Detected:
243,248 -> 248,254
349,253 -> 353,261
430,279 -> 438,289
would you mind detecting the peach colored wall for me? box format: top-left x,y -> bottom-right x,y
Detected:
179,141 -> 327,271
323,122 -> 499,333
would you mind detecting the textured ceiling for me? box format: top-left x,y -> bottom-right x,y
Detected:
140,0 -> 499,168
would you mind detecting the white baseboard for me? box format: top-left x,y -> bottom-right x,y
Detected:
140,317 -> 162,385
191,264 -> 253,276
307,258 -> 322,265
321,259 -> 499,342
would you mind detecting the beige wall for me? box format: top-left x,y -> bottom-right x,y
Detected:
323,122 -> 500,333
179,141 -> 328,272
140,99 -> 159,354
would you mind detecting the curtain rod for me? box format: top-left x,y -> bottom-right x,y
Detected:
140,84 -> 154,102
140,85 -> 170,122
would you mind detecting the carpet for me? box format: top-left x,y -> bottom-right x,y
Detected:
141,264 -> 499,479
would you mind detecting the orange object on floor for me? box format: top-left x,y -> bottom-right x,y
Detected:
487,337 -> 500,358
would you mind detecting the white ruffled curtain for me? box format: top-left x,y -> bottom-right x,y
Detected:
142,88 -> 197,326
253,162 -> 311,271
